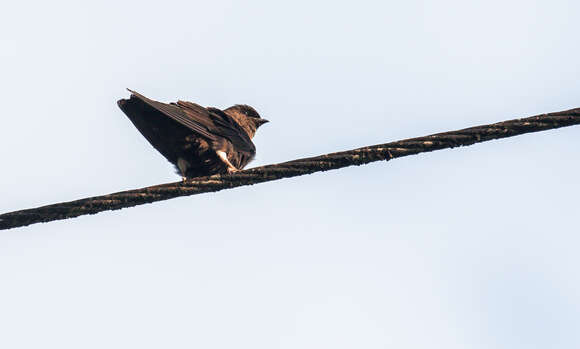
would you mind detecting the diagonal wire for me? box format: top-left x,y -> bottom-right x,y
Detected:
1,107 -> 579,230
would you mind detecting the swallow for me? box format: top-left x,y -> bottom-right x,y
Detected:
117,89 -> 268,179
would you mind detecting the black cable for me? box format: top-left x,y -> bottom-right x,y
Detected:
1,107 -> 578,230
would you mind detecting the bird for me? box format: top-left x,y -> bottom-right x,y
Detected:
117,89 -> 269,180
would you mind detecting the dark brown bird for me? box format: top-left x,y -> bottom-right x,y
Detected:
117,89 -> 268,179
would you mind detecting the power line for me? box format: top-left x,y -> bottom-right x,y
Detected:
1,107 -> 579,230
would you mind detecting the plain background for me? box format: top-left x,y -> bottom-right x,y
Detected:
1,1 -> 579,348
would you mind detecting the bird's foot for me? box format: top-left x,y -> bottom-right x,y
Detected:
227,166 -> 239,174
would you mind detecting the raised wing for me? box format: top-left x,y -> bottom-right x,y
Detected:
126,90 -> 255,154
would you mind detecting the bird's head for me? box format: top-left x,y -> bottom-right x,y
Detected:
224,104 -> 269,138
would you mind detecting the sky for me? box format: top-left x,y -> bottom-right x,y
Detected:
1,0 -> 579,348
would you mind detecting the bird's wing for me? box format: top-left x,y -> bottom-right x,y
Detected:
127,90 -> 255,154
127,89 -> 217,141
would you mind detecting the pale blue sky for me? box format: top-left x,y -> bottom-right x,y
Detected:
1,1 -> 579,348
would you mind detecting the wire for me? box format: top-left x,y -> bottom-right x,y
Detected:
1,107 -> 578,230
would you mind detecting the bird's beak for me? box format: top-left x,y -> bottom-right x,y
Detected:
258,119 -> 269,126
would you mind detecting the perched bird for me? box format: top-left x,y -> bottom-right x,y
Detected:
117,89 -> 268,179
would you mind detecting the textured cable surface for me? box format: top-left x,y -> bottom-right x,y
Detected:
1,107 -> 579,230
